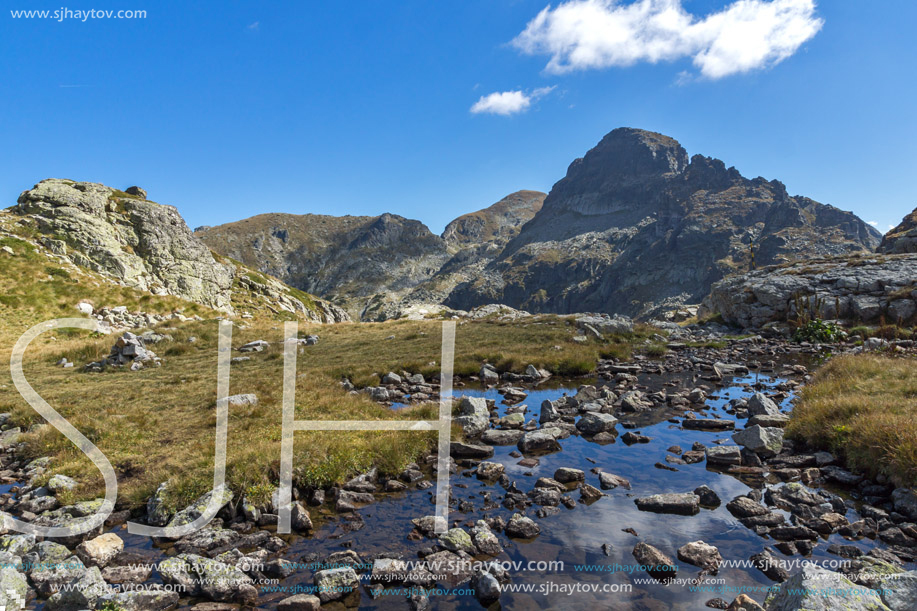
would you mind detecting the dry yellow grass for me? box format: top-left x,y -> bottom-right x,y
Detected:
786,354 -> 917,487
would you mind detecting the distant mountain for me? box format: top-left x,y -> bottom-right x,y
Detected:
197,191 -> 546,319
199,128 -> 882,320
442,190 -> 545,248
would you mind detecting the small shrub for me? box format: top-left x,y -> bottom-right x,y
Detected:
642,343 -> 668,358
792,319 -> 845,343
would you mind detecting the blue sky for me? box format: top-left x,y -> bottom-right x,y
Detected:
1,0 -> 914,234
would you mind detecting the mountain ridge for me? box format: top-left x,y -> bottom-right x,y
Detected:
199,127 -> 881,320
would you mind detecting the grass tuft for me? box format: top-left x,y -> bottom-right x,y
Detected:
787,354 -> 917,487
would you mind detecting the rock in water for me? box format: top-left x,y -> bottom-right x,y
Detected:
764,564 -> 890,610
505,514 -> 540,538
732,425 -> 784,457
634,493 -> 700,515
632,542 -> 677,581
677,541 -> 722,572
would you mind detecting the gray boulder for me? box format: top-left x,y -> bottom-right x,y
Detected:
747,393 -> 782,417
880,570 -> 917,610
505,513 -> 540,538
733,425 -> 784,457
634,493 -> 700,516
517,430 -> 562,455
576,412 -> 618,435
158,553 -> 256,603
313,567 -> 359,603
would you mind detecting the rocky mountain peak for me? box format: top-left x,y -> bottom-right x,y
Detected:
447,127 -> 882,318
348,213 -> 444,252
878,206 -> 917,254
590,127 -> 689,177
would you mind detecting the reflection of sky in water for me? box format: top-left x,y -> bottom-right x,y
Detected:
112,370 -> 910,610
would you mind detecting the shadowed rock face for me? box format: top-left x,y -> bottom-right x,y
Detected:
197,212 -> 451,319
879,207 -> 917,254
445,127 -> 881,317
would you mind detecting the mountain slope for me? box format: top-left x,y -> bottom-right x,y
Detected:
196,212 -> 450,318
442,190 -> 545,248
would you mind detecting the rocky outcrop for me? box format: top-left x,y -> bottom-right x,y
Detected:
879,207 -> 917,254
700,254 -> 917,329
446,128 -> 881,317
14,179 -> 234,310
6,179 -> 348,322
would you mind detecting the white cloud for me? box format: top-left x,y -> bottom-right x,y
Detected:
512,0 -> 823,79
868,221 -> 879,226
247,21 -> 260,30
470,86 -> 556,116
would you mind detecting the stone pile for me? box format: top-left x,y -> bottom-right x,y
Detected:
85,332 -> 161,372
77,302 -> 202,333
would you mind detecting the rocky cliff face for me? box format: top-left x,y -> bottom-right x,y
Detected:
197,191 -> 545,319
699,253 -> 917,329
8,179 -> 347,322
196,212 -> 450,319
878,206 -> 917,254
445,128 -> 882,317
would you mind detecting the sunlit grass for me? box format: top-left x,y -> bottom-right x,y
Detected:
787,354 -> 917,487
